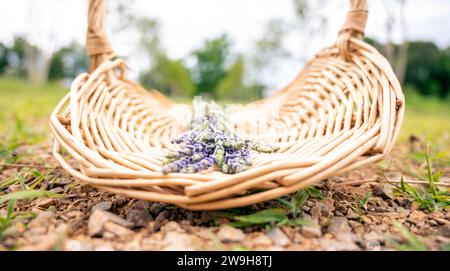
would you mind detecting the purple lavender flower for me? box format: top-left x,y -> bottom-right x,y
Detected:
162,105 -> 278,174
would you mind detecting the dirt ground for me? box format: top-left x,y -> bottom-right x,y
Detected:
0,138 -> 449,251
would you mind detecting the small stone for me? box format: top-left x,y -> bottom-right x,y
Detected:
437,224 -> 450,238
28,211 -> 53,229
381,216 -> 392,225
348,220 -> 361,229
373,184 -> 393,200
310,206 -> 320,219
346,208 -> 359,220
65,211 -> 83,218
319,216 -> 329,226
123,239 -> 141,251
374,206 -> 388,213
335,211 -> 345,217
23,227 -> 47,239
319,239 -> 359,251
335,202 -> 348,215
155,210 -> 169,224
55,178 -> 73,186
126,209 -> 153,228
268,245 -> 284,251
2,223 -> 26,238
317,198 -> 335,218
361,215 -> 373,224
432,217 -> 449,225
95,243 -> 115,251
327,217 -> 351,236
160,221 -> 184,233
92,201 -> 112,211
35,198 -> 57,209
103,221 -> 134,238
7,184 -> 21,193
102,232 -> 115,239
363,231 -> 385,242
50,187 -> 64,193
251,233 -> 273,247
163,231 -> 193,251
217,225 -> 245,243
266,228 -> 290,247
20,224 -> 67,251
408,210 -> 427,224
88,210 -> 132,237
301,223 -> 322,238
335,232 -> 356,243
65,239 -> 94,251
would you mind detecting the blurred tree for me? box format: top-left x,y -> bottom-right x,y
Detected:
216,56 -> 264,101
116,12 -> 196,97
140,53 -> 195,97
0,43 -> 9,75
404,42 -> 449,98
48,42 -> 88,80
365,37 -> 449,99
190,34 -> 231,97
5,37 -> 28,78
215,56 -> 245,100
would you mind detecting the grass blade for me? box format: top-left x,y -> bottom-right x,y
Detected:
392,220 -> 428,251
235,208 -> 287,223
0,190 -> 61,204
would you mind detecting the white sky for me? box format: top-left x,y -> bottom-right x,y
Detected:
1,0 -> 449,90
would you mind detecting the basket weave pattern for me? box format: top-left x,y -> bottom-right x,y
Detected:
50,0 -> 404,210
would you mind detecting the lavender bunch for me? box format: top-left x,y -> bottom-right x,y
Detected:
162,105 -> 278,174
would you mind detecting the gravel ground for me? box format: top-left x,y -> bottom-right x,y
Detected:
0,139 -> 449,251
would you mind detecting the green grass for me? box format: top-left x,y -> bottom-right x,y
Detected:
0,78 -> 66,132
391,220 -> 428,251
276,186 -> 323,218
212,186 -> 322,229
392,147 -> 449,212
351,192 -> 373,223
0,78 -> 66,162
401,90 -> 450,146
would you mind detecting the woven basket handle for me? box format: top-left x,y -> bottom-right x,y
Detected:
337,0 -> 369,61
86,0 -> 115,72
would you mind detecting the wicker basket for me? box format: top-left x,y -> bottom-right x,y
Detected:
49,0 -> 404,210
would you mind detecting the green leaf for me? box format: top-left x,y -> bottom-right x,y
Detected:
0,177 -> 19,190
424,146 -> 438,198
358,193 -> 372,210
233,208 -> 287,225
0,190 -> 61,204
276,198 -> 293,209
14,170 -> 28,191
285,218 -> 314,227
291,190 -> 309,215
6,199 -> 15,220
399,176 -> 407,193
306,187 -> 324,199
30,172 -> 48,190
